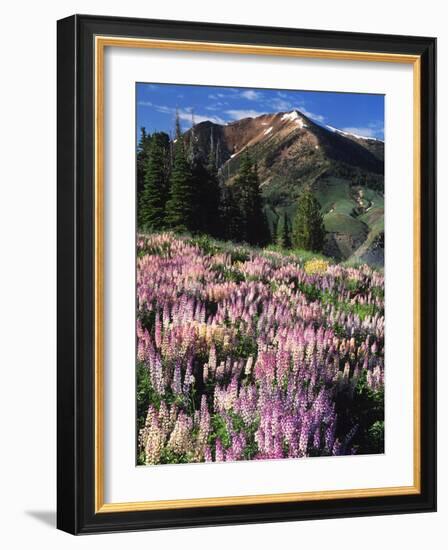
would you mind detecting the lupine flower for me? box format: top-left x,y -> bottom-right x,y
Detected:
137,233 -> 384,465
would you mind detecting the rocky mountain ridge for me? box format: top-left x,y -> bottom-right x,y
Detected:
184,109 -> 384,265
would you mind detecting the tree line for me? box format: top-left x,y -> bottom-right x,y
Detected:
137,116 -> 325,252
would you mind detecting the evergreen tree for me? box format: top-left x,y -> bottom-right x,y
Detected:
271,215 -> 279,247
136,127 -> 152,198
203,140 -> 222,236
174,108 -> 182,140
138,133 -> 170,231
219,184 -> 241,242
250,161 -> 270,246
165,137 -> 195,232
233,153 -> 270,246
276,211 -> 292,249
182,124 -> 223,237
292,186 -> 325,252
190,157 -> 209,233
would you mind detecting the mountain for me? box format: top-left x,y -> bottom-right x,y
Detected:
184,110 -> 384,266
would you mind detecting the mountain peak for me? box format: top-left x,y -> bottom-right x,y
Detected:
182,106 -> 384,264
278,110 -> 309,128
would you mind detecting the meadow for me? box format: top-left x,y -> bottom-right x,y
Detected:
137,232 -> 384,465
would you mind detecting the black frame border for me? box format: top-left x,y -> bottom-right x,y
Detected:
57,14 -> 436,534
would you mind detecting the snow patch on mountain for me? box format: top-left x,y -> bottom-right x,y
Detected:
326,124 -> 382,142
281,110 -> 308,129
281,111 -> 299,122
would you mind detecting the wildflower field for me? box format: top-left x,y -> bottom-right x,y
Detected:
137,233 -> 384,465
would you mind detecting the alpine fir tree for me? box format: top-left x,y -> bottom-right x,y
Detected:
174,108 -> 182,140
203,140 -> 222,237
292,186 -> 325,252
185,121 -> 221,236
190,157 -> 209,233
136,127 -> 152,198
138,133 -> 170,231
219,184 -> 241,241
165,136 -> 195,232
233,153 -> 270,246
276,211 -> 292,249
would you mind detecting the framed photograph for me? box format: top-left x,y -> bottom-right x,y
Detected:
57,14 -> 436,534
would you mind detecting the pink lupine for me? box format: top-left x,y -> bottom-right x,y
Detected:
215,439 -> 225,462
168,412 -> 192,455
137,233 -> 384,465
171,361 -> 182,396
204,446 -> 213,462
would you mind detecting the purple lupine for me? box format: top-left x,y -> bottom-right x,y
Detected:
137,233 -> 384,465
215,439 -> 225,462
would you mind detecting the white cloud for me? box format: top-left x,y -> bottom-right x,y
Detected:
268,98 -> 294,111
259,93 -> 326,124
153,105 -> 173,114
178,109 -> 227,126
210,89 -> 264,102
225,109 -> 265,120
142,102 -> 227,127
300,108 -> 326,123
367,120 -> 385,136
240,90 -> 262,101
205,101 -> 226,111
341,121 -> 384,139
208,92 -> 227,100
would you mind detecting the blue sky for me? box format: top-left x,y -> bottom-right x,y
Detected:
136,83 -> 384,140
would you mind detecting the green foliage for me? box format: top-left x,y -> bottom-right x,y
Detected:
202,143 -> 222,237
219,184 -> 244,242
136,132 -> 295,250
159,448 -> 189,464
297,282 -> 322,302
324,212 -> 367,237
137,450 -> 146,465
266,244 -> 332,265
292,186 -> 326,252
187,134 -> 222,236
276,211 -> 292,249
234,331 -> 258,359
334,370 -> 384,455
210,414 -> 231,448
189,234 -> 220,256
137,307 -> 156,333
366,421 -> 384,452
136,127 -> 152,198
136,363 -> 153,433
232,153 -> 270,246
210,263 -> 245,283
174,108 -> 182,140
243,436 -> 259,461
229,412 -> 246,433
138,132 -> 170,230
321,290 -> 382,320
165,138 -> 196,232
